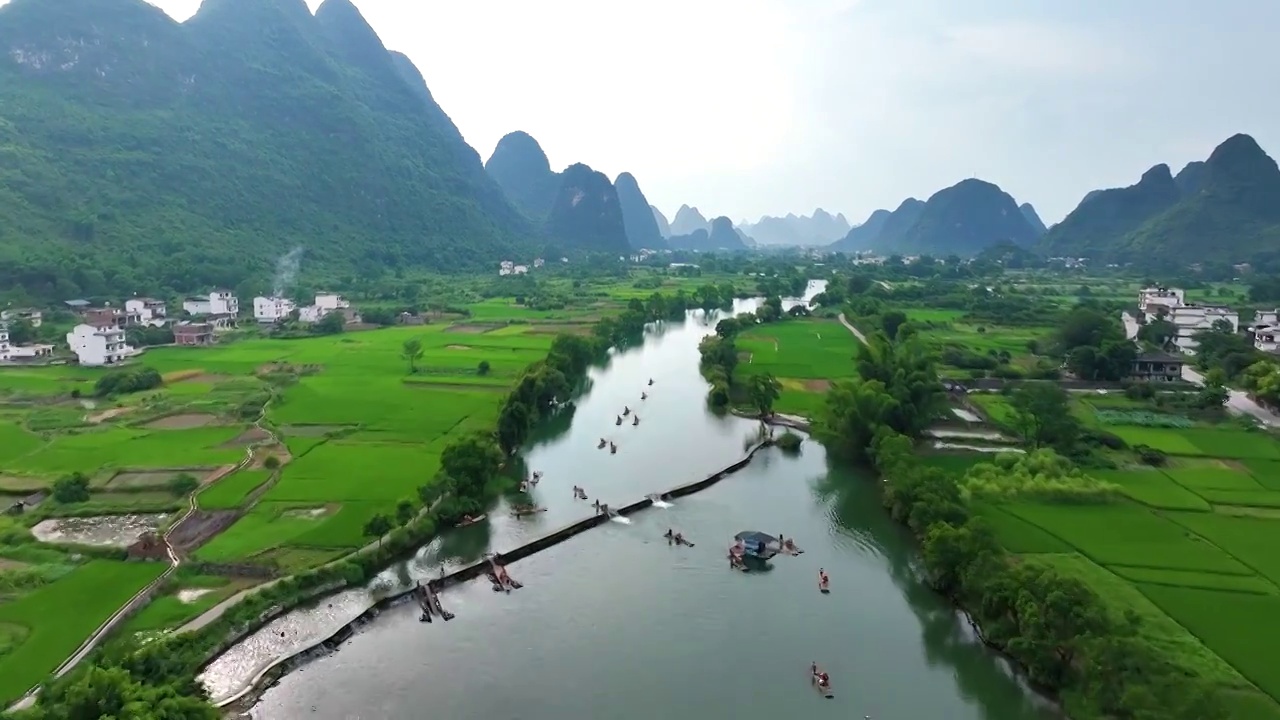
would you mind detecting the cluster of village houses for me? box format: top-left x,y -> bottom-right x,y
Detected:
1130,285 -> 1280,383
0,291 -> 358,367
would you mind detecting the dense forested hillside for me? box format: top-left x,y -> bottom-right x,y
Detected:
0,0 -> 531,301
544,164 -> 630,254
1040,134 -> 1280,264
614,173 -> 666,250
483,131 -> 561,219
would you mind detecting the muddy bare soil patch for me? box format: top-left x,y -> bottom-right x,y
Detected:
0,558 -> 30,570
86,407 -> 132,424
107,469 -> 214,489
146,413 -> 219,430
445,345 -> 472,350
32,513 -> 170,547
221,427 -> 271,447
251,444 -> 292,469
802,379 -> 832,392
444,323 -> 500,334
168,510 -> 241,554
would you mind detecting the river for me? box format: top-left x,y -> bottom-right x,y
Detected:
204,283 -> 1057,719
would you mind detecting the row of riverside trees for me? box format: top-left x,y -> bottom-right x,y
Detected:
812,329 -> 1229,719
697,295 -> 805,409
8,292 -> 700,720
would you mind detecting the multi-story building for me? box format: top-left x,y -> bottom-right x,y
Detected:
182,290 -> 239,317
1167,305 -> 1239,353
124,298 -> 168,327
253,296 -> 297,323
66,324 -> 136,366
1138,286 -> 1186,319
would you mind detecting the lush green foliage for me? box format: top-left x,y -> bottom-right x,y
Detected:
0,0 -> 531,302
93,368 -> 162,398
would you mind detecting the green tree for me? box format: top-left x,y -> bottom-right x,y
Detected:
401,338 -> 423,374
52,472 -> 91,504
6,319 -> 35,345
477,360 -> 491,376
440,432 -> 504,500
1008,382 -> 1078,449
362,513 -> 393,548
747,373 -> 782,417
815,378 -> 898,463
880,310 -> 908,341
167,473 -> 200,497
314,311 -> 346,335
395,499 -> 416,526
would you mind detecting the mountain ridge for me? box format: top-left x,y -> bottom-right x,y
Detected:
737,209 -> 851,246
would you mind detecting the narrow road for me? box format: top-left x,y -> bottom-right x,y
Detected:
837,313 -> 868,345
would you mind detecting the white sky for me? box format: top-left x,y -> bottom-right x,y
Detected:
5,0 -> 1278,224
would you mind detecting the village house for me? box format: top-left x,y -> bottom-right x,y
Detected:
298,292 -> 353,323
1,308 -> 43,328
205,314 -> 237,332
498,260 -> 514,275
1255,324 -> 1280,354
1138,286 -> 1186,318
1129,351 -> 1185,382
182,289 -> 239,317
0,323 -> 54,362
66,324 -> 136,366
64,299 -> 91,315
173,322 -> 215,346
1167,305 -> 1239,353
124,298 -> 168,327
82,306 -> 135,330
253,295 -> 296,323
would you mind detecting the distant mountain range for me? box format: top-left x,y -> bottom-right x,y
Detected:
1039,134 -> 1280,263
666,216 -> 748,252
483,131 -> 652,253
670,205 -> 711,237
736,210 -> 850,246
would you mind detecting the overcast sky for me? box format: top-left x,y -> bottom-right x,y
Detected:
16,0 -> 1279,224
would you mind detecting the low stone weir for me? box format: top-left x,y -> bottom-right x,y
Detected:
208,439 -> 776,709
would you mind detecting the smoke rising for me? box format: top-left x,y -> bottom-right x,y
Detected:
272,246 -> 304,297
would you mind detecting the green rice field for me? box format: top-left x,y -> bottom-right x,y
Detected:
0,560 -> 165,702
943,417 -> 1280,713
736,318 -> 859,414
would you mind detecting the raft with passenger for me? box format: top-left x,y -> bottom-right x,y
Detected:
609,442 -> 617,454
598,438 -> 607,449
632,415 -> 640,426
616,416 -> 623,426
811,668 -> 834,698
510,504 -> 546,518
454,514 -> 487,528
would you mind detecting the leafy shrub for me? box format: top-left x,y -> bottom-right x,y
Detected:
52,472 -> 91,503
1094,410 -> 1193,428
262,455 -> 280,470
776,431 -> 803,453
94,367 -> 162,397
168,473 -> 200,496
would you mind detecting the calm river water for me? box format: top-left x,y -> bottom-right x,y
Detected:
207,284 -> 1057,720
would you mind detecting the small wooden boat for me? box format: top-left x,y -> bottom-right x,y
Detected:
622,406 -> 630,417
632,415 -> 640,426
819,580 -> 830,594
609,442 -> 617,455
648,378 -> 654,386
616,416 -> 623,426
454,514 -> 487,528
598,438 -> 607,449
511,505 -> 546,517
641,392 -> 647,400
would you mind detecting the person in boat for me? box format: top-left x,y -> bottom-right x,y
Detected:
664,528 -> 674,543
592,499 -> 602,513
648,378 -> 654,386
461,514 -> 473,525
674,532 -> 690,546
616,415 -> 622,425
598,437 -> 607,448
811,661 -> 818,678
632,415 -> 640,425
519,480 -> 529,493
784,538 -> 798,553
818,672 -> 830,689
641,392 -> 647,400
623,405 -> 630,416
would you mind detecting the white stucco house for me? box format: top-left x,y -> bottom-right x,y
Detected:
0,308 -> 42,328
182,290 -> 238,317
253,296 -> 297,323
124,298 -> 168,327
298,293 -> 350,323
1166,305 -> 1239,353
1138,286 -> 1187,319
66,324 -> 137,366
1,323 -> 54,362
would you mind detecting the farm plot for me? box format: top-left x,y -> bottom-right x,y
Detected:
1243,460 -> 1280,490
1090,469 -> 1211,511
1162,467 -> 1266,492
1108,566 -> 1277,595
0,560 -> 166,704
8,427 -> 246,479
969,502 -> 1073,553
737,320 -> 860,380
266,440 -> 444,504
1002,502 -> 1252,574
193,503 -> 337,562
1138,583 -> 1280,704
1166,512 -> 1280,587
198,470 -> 273,510
0,422 -> 44,465
1033,553 -> 1257,690
1117,428 -> 1280,459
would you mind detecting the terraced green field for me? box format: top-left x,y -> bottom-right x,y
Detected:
736,318 -> 859,414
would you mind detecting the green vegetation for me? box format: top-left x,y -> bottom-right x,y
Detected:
812,327 -> 1278,719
